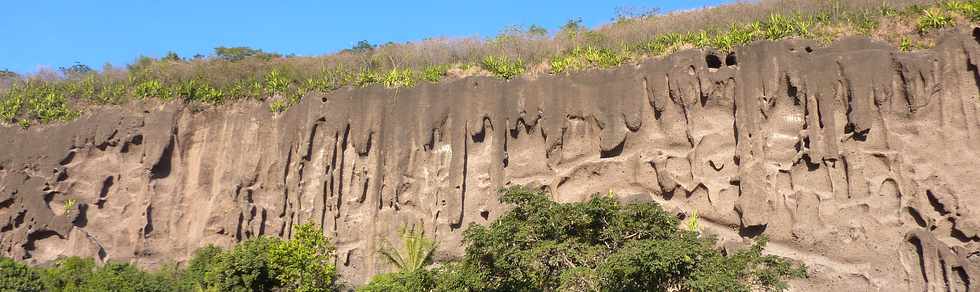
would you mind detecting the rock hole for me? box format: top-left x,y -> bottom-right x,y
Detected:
952,266 -> 970,291
725,52 -> 737,66
59,151 -> 76,166
149,135 -> 175,179
907,207 -> 928,227
321,97 -> 327,103
600,138 -> 626,159
739,224 -> 767,238
805,46 -> 814,53
973,27 -> 979,44
926,190 -> 950,216
480,210 -> 490,220
705,54 -> 723,69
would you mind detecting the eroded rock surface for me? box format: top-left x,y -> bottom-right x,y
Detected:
2,29 -> 980,290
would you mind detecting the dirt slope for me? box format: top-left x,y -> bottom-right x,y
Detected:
1,28 -> 979,290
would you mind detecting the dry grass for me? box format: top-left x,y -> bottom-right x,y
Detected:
2,0 -> 976,125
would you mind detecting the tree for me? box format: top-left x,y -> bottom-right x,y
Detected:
268,222 -> 337,292
59,62 -> 94,78
0,257 -> 44,292
0,69 -> 17,80
214,46 -> 280,62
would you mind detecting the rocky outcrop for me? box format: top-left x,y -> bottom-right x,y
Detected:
2,28 -> 980,290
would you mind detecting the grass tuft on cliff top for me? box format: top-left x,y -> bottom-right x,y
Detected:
0,0 -> 977,126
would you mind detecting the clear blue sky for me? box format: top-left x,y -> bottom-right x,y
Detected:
1,0 -> 727,74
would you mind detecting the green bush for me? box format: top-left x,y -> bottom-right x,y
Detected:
480,56 -> 525,80
0,257 -> 44,292
28,91 -> 78,123
268,223 -> 337,292
421,65 -> 449,82
134,80 -> 166,99
0,94 -> 23,123
204,237 -> 279,292
381,68 -> 416,88
365,187 -> 806,292
917,7 -> 954,32
80,262 -> 175,292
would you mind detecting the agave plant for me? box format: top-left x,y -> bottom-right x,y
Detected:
378,224 -> 437,273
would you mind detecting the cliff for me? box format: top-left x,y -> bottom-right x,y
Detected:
2,28 -> 979,291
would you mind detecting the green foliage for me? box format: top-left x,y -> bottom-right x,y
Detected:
900,37 -> 915,51
162,51 -> 182,62
378,225 -> 437,274
366,187 -> 807,291
268,223 -> 337,292
39,256 -> 96,291
264,70 -> 291,94
176,245 -> 222,291
0,257 -> 44,292
762,14 -> 813,40
381,68 -> 416,88
421,65 -> 449,82
59,62 -> 95,78
359,269 -> 435,292
550,46 -> 630,74
480,56 -> 525,80
204,236 -> 279,292
134,80 -> 166,99
917,7 -> 955,32
214,46 -> 279,62
80,262 -> 175,292
0,94 -> 23,123
27,91 -> 78,123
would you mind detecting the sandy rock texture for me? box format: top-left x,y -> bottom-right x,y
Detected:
2,28 -> 979,290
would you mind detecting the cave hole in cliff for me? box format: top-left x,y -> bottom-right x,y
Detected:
149,135 -> 175,179
926,190 -> 950,216
600,138 -> 626,159
805,46 -> 813,53
738,224 -> 767,238
706,54 -> 723,69
953,266 -> 971,290
480,210 -> 490,220
973,27 -> 980,43
73,203 -> 88,227
907,207 -> 928,228
23,230 -> 63,252
908,236 -> 929,284
725,52 -> 737,67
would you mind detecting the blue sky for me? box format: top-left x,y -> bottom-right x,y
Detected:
1,0 -> 727,74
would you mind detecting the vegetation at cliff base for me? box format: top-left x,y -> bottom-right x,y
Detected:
0,0 -> 977,126
0,222 -> 336,292
360,187 -> 806,292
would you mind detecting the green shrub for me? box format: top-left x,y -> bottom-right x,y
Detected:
917,7 -> 954,32
421,65 -> 449,82
480,56 -> 526,80
205,237 -> 279,292
176,245 -> 223,291
28,91 -> 78,123
81,262 -> 175,292
0,94 -> 23,123
134,80 -> 166,99
264,70 -> 291,95
39,256 -> 96,291
0,257 -> 44,292
381,68 -> 416,88
268,223 -> 337,292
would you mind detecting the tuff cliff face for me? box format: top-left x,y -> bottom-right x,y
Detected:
2,28 -> 979,291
